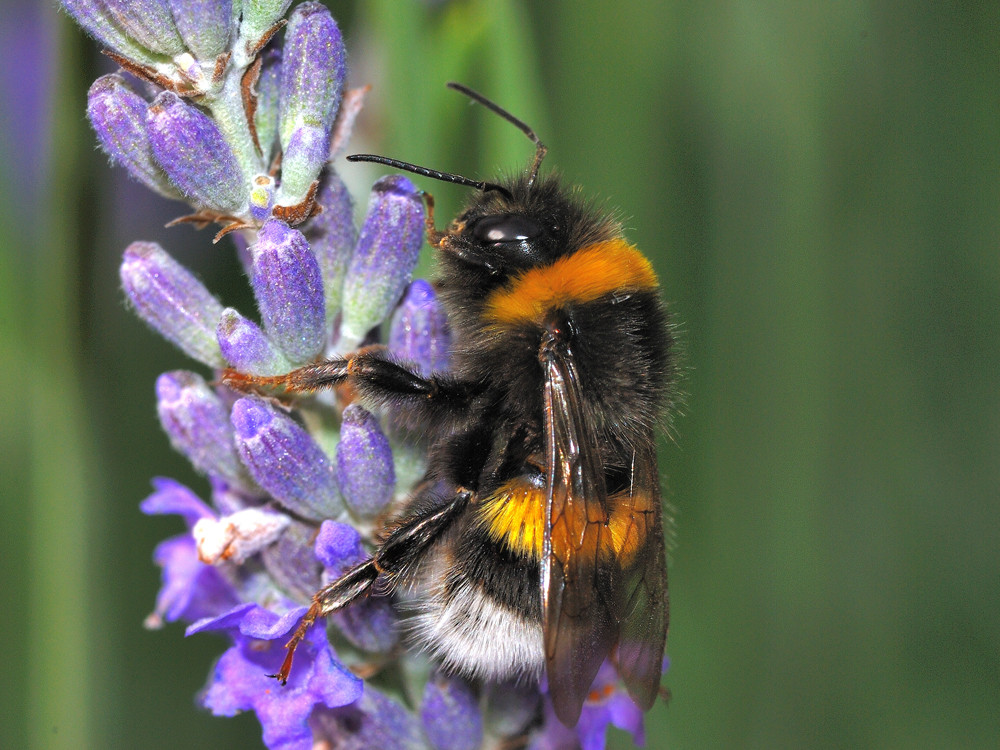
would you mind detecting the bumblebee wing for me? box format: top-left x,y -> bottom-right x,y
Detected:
615,440 -> 668,710
540,330 -> 619,727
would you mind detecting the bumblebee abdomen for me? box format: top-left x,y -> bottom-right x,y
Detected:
407,528 -> 545,681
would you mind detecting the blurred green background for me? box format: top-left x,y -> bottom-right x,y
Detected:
2,1 -> 998,748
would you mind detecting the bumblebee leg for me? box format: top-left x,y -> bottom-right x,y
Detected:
223,346 -> 469,420
272,488 -> 472,684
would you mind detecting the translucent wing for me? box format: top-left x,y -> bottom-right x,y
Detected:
614,440 -> 668,710
539,328 -> 620,727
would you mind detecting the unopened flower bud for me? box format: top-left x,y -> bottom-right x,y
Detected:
336,405 -> 395,519
156,370 -> 252,488
120,242 -> 226,367
167,0 -> 233,60
216,308 -> 290,376
87,75 -> 179,198
147,91 -> 248,213
340,175 -> 424,347
277,2 -> 345,154
239,0 -> 293,47
253,48 -> 282,164
277,123 -> 327,207
59,0 -> 159,64
231,397 -> 342,520
260,521 -> 322,602
102,0 -> 186,56
249,219 -> 325,365
307,172 -> 357,329
389,280 -> 450,376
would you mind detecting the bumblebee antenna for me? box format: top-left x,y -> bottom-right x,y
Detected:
345,155 -> 513,200
447,82 -> 548,187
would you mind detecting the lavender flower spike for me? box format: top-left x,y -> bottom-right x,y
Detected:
87,75 -> 179,198
231,397 -> 342,521
120,242 -> 226,368
147,91 -> 249,214
340,175 -> 425,348
249,219 -> 326,366
336,405 -> 396,519
167,0 -> 233,60
155,370 -> 254,490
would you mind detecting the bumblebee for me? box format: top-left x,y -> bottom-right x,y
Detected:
233,83 -> 673,727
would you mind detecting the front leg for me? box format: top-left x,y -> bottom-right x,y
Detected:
223,346 -> 470,425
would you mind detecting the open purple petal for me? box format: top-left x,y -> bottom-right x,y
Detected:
140,477 -> 215,527
193,604 -> 362,750
146,534 -> 242,628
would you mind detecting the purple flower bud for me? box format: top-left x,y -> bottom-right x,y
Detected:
249,219 -> 325,365
340,176 -> 424,348
238,0 -> 293,45
167,0 -> 233,59
156,370 -> 252,488
278,3 -> 345,153
313,520 -> 364,575
120,242 -> 226,367
59,0 -> 158,64
231,397 -> 342,520
87,74 -> 179,198
147,91 -> 248,213
253,48 -> 282,164
421,674 -> 483,750
216,308 -> 290,375
312,685 -> 427,750
307,172 -> 357,328
336,405 -> 395,519
260,521 -> 322,602
101,0 -> 187,56
389,280 -> 450,376
277,123 -> 327,207
315,521 -> 398,653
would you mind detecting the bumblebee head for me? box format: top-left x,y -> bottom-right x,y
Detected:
346,84 -> 619,302
434,174 -> 594,283
346,82 -> 551,287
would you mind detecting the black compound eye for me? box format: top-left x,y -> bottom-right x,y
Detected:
471,214 -> 542,244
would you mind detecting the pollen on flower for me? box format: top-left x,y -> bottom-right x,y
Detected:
193,508 -> 290,565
